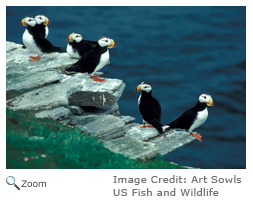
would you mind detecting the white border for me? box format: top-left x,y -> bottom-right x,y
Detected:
2,1 -> 251,199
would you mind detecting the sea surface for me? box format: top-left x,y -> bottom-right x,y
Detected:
6,6 -> 246,169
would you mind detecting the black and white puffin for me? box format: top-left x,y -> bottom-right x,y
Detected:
21,16 -> 64,61
34,14 -> 50,38
66,32 -> 97,58
65,36 -> 116,82
135,82 -> 168,133
167,94 -> 214,142
22,15 -> 50,49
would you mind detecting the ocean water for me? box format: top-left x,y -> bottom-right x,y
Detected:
6,6 -> 246,169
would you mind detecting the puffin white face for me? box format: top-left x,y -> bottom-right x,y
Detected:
35,15 -> 50,25
135,82 -> 152,93
21,17 -> 36,27
199,94 -> 214,106
98,37 -> 116,48
71,33 -> 83,43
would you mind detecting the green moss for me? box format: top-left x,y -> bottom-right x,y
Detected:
6,109 -> 185,169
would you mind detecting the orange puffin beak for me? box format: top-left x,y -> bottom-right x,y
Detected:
108,39 -> 116,48
207,96 -> 214,107
67,33 -> 74,42
135,84 -> 142,92
43,17 -> 50,25
20,18 -> 27,26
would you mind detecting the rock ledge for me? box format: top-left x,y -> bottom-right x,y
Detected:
6,41 -> 195,161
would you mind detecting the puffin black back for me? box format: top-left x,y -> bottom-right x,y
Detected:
168,108 -> 196,130
72,40 -> 97,56
66,47 -> 101,73
32,33 -> 65,53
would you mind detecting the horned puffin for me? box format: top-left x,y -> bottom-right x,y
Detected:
135,82 -> 168,133
22,15 -> 50,49
35,14 -> 50,38
21,16 -> 64,61
66,32 -> 97,58
65,36 -> 116,82
167,94 -> 214,142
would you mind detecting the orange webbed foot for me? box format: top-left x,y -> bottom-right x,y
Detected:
90,75 -> 105,82
190,132 -> 202,142
29,55 -> 40,61
139,123 -> 153,128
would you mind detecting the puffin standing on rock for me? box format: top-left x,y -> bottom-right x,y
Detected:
66,32 -> 97,58
135,82 -> 168,134
65,36 -> 116,82
167,94 -> 214,142
21,16 -> 64,61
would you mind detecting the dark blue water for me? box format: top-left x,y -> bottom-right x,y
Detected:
6,6 -> 246,169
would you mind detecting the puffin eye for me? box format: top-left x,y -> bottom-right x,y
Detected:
105,39 -> 108,42
203,96 -> 206,99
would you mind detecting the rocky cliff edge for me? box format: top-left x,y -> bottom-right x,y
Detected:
6,41 -> 196,161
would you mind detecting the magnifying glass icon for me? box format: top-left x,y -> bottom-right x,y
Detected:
6,176 -> 20,190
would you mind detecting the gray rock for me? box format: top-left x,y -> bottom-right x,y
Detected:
68,115 -> 99,125
7,70 -> 62,91
124,122 -> 140,132
104,136 -> 159,161
68,106 -> 84,115
150,130 -> 196,155
67,77 -> 125,107
71,104 -> 119,116
103,123 -> 196,159
90,103 -> 119,116
35,107 -> 71,120
7,79 -> 71,111
119,115 -> 136,124
71,115 -> 126,140
126,124 -> 196,155
6,42 -> 76,91
125,125 -> 160,141
6,42 -> 75,74
99,103 -> 120,116
6,41 -> 20,52
7,73 -> 125,111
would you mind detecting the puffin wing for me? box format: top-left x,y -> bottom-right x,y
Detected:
78,40 -> 97,56
147,118 -> 164,133
139,97 -> 163,133
168,108 -> 196,130
33,34 -> 64,53
65,49 -> 99,73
